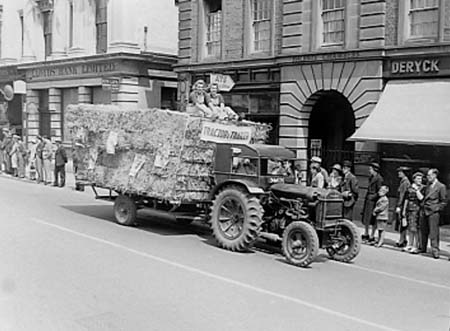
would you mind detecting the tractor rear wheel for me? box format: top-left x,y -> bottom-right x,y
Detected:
282,221 -> 319,267
210,187 -> 263,252
326,219 -> 361,263
114,195 -> 137,226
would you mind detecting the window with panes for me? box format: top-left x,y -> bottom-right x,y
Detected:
43,10 -> 52,58
251,0 -> 271,52
322,0 -> 345,45
409,0 -> 439,38
96,0 -> 108,54
204,0 -> 222,57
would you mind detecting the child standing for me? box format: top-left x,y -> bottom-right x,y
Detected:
372,185 -> 390,247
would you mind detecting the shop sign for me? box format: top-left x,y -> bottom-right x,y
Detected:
200,122 -> 252,144
27,62 -> 118,81
210,73 -> 235,92
391,59 -> 439,74
385,55 -> 450,78
102,77 -> 120,92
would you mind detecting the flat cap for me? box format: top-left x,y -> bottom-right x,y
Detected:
412,172 -> 424,179
310,156 -> 322,164
370,162 -> 380,171
343,160 -> 352,168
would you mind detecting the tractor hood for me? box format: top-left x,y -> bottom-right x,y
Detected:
270,183 -> 342,201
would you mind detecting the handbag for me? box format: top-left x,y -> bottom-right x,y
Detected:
401,217 -> 408,228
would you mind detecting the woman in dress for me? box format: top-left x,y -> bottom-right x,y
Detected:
402,172 -> 424,254
328,163 -> 344,191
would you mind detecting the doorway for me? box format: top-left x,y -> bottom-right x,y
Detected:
308,90 -> 355,170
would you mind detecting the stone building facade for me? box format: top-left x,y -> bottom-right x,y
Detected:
175,0 -> 450,221
0,0 -> 178,143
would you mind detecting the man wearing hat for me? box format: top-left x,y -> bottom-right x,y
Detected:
53,139 -> 67,187
342,160 -> 359,220
395,166 -> 411,248
361,162 -> 384,243
310,156 -> 329,188
0,128 -> 8,173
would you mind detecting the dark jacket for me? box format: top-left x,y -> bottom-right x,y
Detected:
397,176 -> 411,208
55,146 -> 67,167
342,171 -> 359,208
362,173 -> 384,225
422,180 -> 447,216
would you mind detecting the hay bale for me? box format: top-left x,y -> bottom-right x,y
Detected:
65,104 -> 271,202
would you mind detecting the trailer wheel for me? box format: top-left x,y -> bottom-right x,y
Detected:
210,187 -> 263,252
326,219 -> 361,263
282,221 -> 319,268
114,195 -> 137,226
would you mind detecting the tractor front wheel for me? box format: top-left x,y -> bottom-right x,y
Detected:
282,221 -> 319,268
210,187 -> 263,252
326,219 -> 361,263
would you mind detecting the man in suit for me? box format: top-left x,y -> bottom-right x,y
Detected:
361,162 -> 384,243
395,166 -> 411,248
420,168 -> 447,259
342,160 -> 359,220
53,139 -> 67,187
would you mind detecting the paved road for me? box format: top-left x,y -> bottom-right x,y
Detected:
0,176 -> 449,331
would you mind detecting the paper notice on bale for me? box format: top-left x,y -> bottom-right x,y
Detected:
129,154 -> 146,178
106,131 -> 119,154
200,122 -> 252,145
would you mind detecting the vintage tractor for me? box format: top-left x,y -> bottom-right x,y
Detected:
208,144 -> 361,267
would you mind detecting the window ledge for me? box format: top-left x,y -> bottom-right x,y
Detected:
404,37 -> 438,44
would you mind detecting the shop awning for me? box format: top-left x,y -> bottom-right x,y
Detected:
349,80 -> 450,146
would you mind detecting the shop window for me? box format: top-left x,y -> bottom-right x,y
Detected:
43,11 -> 52,58
409,0 -> 439,38
202,0 -> 222,58
250,0 -> 271,53
96,0 -> 108,54
321,0 -> 345,45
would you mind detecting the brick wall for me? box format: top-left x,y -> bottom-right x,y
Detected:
385,0 -> 398,46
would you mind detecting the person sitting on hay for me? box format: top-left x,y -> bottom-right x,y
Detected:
207,83 -> 238,121
186,80 -> 213,118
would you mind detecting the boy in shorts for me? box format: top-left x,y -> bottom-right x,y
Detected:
373,185 -> 390,247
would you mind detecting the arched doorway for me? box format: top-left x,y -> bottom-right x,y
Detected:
307,90 -> 355,170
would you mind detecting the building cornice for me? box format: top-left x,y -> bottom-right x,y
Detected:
175,48 -> 386,72
17,52 -> 178,70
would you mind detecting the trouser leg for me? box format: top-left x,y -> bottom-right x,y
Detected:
419,216 -> 429,252
59,166 -> 65,186
428,213 -> 440,255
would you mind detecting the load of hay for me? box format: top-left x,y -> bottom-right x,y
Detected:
65,105 -> 271,202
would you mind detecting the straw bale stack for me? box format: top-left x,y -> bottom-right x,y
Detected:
65,105 -> 270,202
